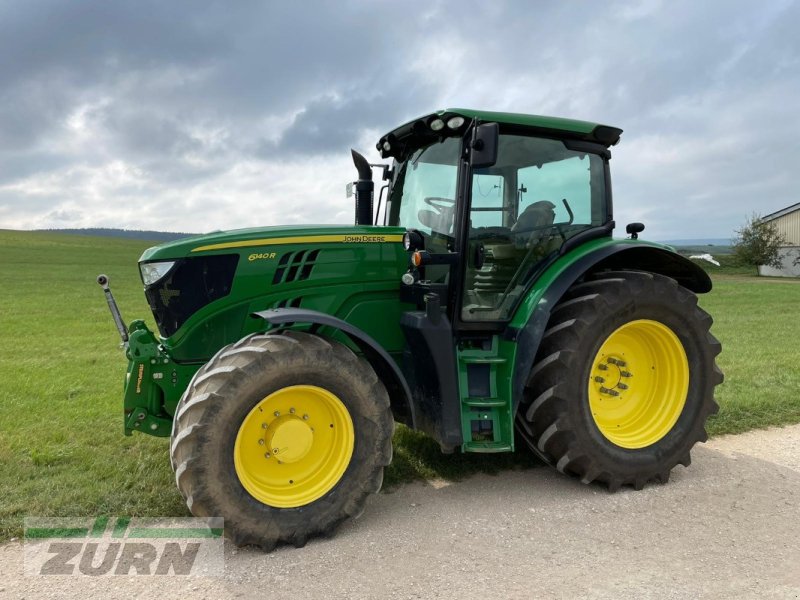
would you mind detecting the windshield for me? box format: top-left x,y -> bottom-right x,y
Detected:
386,137 -> 461,237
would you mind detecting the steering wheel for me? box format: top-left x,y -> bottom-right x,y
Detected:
423,196 -> 456,214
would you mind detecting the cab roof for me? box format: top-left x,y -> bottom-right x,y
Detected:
377,108 -> 622,159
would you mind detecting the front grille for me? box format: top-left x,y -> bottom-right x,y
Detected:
143,254 -> 239,338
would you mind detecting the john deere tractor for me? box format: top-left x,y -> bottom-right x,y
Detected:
99,109 -> 722,550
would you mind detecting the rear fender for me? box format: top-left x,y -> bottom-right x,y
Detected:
507,242 -> 711,418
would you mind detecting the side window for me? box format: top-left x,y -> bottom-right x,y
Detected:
518,156 -> 593,225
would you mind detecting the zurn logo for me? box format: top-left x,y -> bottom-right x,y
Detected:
24,517 -> 224,577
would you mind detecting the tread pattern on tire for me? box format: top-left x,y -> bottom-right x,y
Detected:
516,270 -> 723,491
170,330 -> 394,550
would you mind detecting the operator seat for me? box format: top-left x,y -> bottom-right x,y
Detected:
511,200 -> 556,245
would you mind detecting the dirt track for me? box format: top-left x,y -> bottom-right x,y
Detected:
2,424 -> 799,599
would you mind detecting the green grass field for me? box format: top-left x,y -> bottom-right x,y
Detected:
1,230 -> 798,541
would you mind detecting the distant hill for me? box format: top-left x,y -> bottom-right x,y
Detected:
660,238 -> 733,246
34,228 -> 199,242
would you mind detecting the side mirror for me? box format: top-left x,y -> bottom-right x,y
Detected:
626,222 -> 645,240
470,122 -> 499,169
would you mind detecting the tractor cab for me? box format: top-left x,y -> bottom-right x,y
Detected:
353,110 -> 626,452
378,110 -> 617,325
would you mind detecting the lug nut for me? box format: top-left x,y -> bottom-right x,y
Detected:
599,387 -> 620,397
289,408 -> 296,414
273,411 -> 280,417
598,364 -> 609,371
262,423 -> 267,429
621,371 -> 633,378
594,376 -> 605,383
258,439 -> 265,445
618,383 -> 629,390
264,452 -> 271,458
303,414 -> 309,420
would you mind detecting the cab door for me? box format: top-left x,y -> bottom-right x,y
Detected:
459,133 -> 610,326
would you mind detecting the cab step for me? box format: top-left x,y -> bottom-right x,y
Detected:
457,337 -> 515,453
461,397 -> 506,407
463,441 -> 514,453
458,356 -> 507,365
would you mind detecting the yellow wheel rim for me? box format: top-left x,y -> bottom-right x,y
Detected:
588,319 -> 689,449
233,385 -> 355,508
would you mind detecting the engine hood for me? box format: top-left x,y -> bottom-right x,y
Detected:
139,224 -> 406,262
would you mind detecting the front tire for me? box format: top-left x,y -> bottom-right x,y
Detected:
170,331 -> 393,550
516,271 -> 723,491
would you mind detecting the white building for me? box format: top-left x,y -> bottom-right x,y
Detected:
758,202 -> 800,277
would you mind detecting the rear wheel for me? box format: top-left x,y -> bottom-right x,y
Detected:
516,270 -> 723,490
170,331 -> 393,550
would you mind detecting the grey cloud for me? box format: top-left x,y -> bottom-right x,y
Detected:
0,151 -> 70,184
0,0 -> 435,182
258,84 -> 438,158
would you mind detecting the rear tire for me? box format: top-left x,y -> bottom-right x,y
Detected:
170,330 -> 393,550
516,270 -> 722,491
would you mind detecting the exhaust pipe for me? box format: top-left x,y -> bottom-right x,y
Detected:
351,149 -> 374,226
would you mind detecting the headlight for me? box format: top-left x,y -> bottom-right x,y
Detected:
447,116 -> 465,129
140,261 -> 176,286
403,230 -> 424,251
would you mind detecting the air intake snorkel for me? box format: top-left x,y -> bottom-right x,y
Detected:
350,149 -> 374,226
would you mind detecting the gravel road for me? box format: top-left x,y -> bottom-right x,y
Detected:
2,424 -> 799,599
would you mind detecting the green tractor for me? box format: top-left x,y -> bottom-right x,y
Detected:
98,109 -> 722,550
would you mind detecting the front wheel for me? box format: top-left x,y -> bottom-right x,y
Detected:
170,331 -> 393,550
516,270 -> 723,491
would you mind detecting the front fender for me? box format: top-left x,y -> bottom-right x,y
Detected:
253,307 -> 415,428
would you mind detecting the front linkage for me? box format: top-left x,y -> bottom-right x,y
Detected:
98,275 -> 196,437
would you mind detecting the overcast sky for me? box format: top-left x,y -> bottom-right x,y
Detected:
1,0 -> 798,240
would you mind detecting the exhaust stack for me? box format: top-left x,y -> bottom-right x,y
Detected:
350,149 -> 374,226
